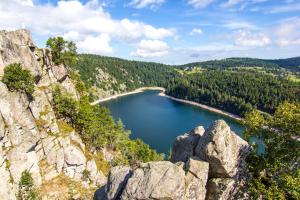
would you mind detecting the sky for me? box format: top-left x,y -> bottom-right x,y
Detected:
1,0 -> 300,64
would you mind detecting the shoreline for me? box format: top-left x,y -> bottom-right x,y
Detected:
91,87 -> 242,121
158,92 -> 242,121
91,87 -> 165,105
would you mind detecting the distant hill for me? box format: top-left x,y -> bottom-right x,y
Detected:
72,54 -> 179,99
178,57 -> 300,72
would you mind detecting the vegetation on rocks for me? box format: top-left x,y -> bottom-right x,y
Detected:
17,170 -> 40,200
2,63 -> 35,96
52,85 -> 163,165
244,102 -> 300,199
46,36 -> 78,66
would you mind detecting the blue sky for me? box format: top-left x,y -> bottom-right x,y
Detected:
1,0 -> 300,64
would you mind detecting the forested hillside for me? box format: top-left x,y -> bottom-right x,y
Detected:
72,54 -> 179,99
166,70 -> 300,116
178,57 -> 300,73
71,54 -> 299,117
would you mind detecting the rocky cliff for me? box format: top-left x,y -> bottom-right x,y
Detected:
0,29 -> 106,200
96,120 -> 250,200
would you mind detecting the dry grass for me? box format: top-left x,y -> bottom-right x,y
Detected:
38,174 -> 95,200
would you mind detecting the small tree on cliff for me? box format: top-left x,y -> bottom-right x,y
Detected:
46,37 -> 77,66
2,63 -> 35,95
244,102 -> 300,199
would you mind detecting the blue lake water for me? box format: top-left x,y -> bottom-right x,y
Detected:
102,90 -> 244,154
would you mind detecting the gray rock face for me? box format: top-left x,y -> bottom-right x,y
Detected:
206,178 -> 235,200
101,161 -> 210,200
0,29 -> 40,77
171,126 -> 205,163
121,161 -> 186,200
105,166 -> 132,200
0,29 -> 106,199
185,157 -> 209,200
195,120 -> 250,178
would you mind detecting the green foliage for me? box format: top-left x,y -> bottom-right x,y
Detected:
244,102 -> 300,199
52,87 -> 78,125
2,63 -> 35,95
72,54 -> 179,93
167,70 -> 300,116
177,57 -> 300,73
52,86 -> 163,165
17,170 -> 40,200
46,37 -> 77,66
81,169 -> 91,182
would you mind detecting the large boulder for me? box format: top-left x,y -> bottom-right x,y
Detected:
101,160 -> 211,200
121,161 -> 186,200
206,178 -> 235,200
171,126 -> 205,163
195,120 -> 250,178
185,157 -> 209,200
105,166 -> 132,200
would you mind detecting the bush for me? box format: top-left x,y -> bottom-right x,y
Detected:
17,170 -> 39,200
2,63 -> 35,95
46,37 -> 77,66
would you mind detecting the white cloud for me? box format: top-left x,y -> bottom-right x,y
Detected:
221,0 -> 268,9
274,17 -> 300,46
234,30 -> 271,47
187,0 -> 214,8
0,0 -> 175,54
223,21 -> 258,30
128,0 -> 165,9
15,0 -> 33,6
222,0 -> 243,8
77,34 -> 113,54
190,28 -> 203,35
131,40 -> 169,58
269,3 -> 300,13
63,31 -> 80,41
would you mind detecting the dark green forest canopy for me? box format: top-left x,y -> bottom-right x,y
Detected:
166,70 -> 300,116
72,54 -> 180,91
177,57 -> 300,73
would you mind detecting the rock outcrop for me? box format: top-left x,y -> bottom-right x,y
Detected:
0,30 -> 106,199
171,126 -> 205,163
195,120 -> 249,178
98,120 -> 250,200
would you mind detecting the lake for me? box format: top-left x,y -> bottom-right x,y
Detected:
102,90 -> 244,154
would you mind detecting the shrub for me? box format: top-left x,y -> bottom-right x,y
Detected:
81,169 -> 91,182
2,63 -> 35,95
17,170 -> 40,200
